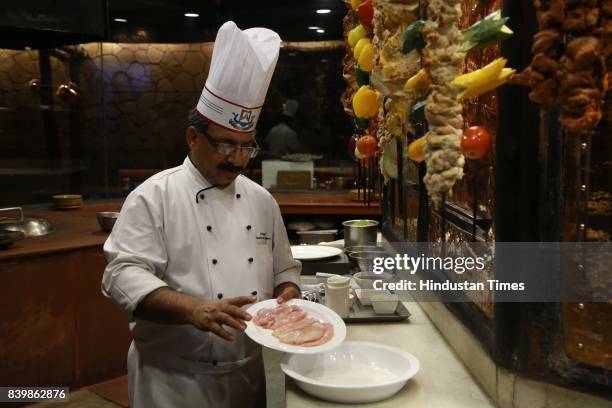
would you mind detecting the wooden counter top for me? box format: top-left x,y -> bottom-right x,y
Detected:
0,202 -> 121,260
0,192 -> 379,260
273,192 -> 379,215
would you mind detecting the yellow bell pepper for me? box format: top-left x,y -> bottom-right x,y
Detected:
351,0 -> 363,8
407,135 -> 426,162
352,85 -> 381,119
404,69 -> 430,91
358,43 -> 375,72
452,57 -> 506,89
353,38 -> 371,60
348,24 -> 368,48
457,67 -> 515,101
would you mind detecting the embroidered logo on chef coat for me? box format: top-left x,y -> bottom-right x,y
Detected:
256,231 -> 271,244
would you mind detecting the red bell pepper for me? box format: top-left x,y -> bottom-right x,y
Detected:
357,0 -> 373,30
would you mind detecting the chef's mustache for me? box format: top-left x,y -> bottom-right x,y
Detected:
218,163 -> 246,173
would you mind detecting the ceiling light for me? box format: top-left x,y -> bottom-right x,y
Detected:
308,26 -> 320,30
114,18 -> 127,23
317,29 -> 325,33
316,9 -> 331,14
184,13 -> 199,18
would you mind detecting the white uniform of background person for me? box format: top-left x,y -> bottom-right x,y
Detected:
266,99 -> 304,156
102,22 -> 300,407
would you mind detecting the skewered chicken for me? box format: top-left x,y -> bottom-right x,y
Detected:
559,0 -> 607,132
520,0 -> 565,106
371,0 -> 421,182
422,0 -> 466,207
603,0 -> 612,121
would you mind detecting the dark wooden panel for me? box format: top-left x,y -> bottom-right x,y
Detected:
0,254 -> 76,386
74,248 -> 131,386
563,303 -> 612,371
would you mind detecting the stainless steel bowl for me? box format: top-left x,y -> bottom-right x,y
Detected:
97,212 -> 119,232
342,219 -> 379,248
0,207 -> 54,237
348,251 -> 391,272
0,230 -> 25,250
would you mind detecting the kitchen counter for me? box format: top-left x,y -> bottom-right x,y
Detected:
273,192 -> 379,215
0,202 -> 120,260
0,192 -> 378,259
285,300 -> 494,408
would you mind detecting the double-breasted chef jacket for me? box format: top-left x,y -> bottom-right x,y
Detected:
102,156 -> 301,407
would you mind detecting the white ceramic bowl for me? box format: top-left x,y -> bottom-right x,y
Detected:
281,341 -> 420,403
355,288 -> 387,306
352,272 -> 393,289
370,292 -> 399,314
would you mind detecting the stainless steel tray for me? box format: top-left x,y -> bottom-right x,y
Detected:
301,284 -> 411,323
344,297 -> 411,323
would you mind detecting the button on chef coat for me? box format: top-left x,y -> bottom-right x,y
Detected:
102,156 -> 300,407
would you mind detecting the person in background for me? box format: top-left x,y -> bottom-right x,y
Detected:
265,98 -> 305,157
102,21 -> 301,408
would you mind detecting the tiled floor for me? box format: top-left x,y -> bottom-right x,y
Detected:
30,351 -> 285,408
85,376 -> 129,407
30,390 -> 121,408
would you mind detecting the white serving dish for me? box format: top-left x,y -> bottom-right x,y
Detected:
370,293 -> 399,314
281,341 -> 420,403
244,299 -> 346,354
291,245 -> 343,261
355,288 -> 387,306
352,271 -> 393,289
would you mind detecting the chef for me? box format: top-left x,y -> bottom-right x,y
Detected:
102,21 -> 301,408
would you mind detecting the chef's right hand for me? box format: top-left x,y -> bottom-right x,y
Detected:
189,296 -> 256,341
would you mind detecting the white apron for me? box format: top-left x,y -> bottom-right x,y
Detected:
102,157 -> 300,408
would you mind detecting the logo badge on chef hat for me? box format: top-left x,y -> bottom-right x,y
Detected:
197,21 -> 281,133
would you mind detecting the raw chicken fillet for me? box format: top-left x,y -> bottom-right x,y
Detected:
253,304 -> 334,347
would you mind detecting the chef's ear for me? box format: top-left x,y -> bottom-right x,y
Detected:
186,126 -> 199,150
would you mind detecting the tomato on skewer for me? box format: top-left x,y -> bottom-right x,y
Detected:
461,126 -> 491,160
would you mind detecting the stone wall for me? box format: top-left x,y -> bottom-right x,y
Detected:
0,41 -> 351,205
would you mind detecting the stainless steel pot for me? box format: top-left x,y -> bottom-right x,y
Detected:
342,219 -> 379,248
0,207 -> 54,237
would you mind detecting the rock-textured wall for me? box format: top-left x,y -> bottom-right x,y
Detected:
92,43 -> 213,181
0,42 -> 212,204
0,41 -> 351,205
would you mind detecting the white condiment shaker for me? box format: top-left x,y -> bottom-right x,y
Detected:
325,275 -> 351,318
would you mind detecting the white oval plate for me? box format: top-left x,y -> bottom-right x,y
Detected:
281,341 -> 420,403
245,299 -> 346,354
291,245 -> 343,261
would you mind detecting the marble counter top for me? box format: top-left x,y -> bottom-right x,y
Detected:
284,301 -> 494,408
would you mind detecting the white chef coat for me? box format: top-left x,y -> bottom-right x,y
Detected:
102,156 -> 301,408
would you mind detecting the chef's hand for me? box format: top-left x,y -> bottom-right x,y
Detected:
190,296 -> 256,342
274,282 -> 301,304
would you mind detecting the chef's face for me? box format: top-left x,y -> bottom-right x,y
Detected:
187,123 -> 255,186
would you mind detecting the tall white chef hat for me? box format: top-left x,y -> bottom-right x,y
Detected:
197,21 -> 281,133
